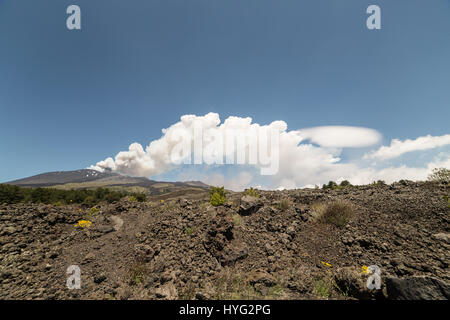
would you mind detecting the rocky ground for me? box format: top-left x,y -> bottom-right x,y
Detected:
0,181 -> 449,300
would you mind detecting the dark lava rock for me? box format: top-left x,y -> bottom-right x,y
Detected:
386,276 -> 450,300
238,196 -> 263,215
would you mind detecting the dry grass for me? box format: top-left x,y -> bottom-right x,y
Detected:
276,199 -> 290,211
232,214 -> 242,226
313,200 -> 354,227
127,262 -> 150,286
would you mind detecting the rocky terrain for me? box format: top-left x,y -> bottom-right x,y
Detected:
0,181 -> 449,300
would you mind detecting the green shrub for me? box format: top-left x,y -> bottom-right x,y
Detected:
128,262 -> 149,286
83,196 -> 97,207
276,199 -> 290,211
54,200 -> 66,206
105,192 -> 122,203
322,181 -> 338,190
243,187 -> 260,198
339,180 -> 352,187
210,186 -> 226,206
133,193 -> 147,202
317,200 -> 354,227
185,227 -> 194,237
313,277 -> 331,298
89,207 -> 100,215
232,214 -> 242,226
0,184 -> 128,206
428,168 -> 450,183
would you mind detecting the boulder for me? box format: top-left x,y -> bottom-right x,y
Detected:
248,269 -> 276,287
386,276 -> 450,300
239,196 -> 263,215
155,282 -> 178,299
204,209 -> 248,266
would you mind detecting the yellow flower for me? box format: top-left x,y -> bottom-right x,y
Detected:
321,261 -> 332,268
75,220 -> 92,228
361,265 -> 369,274
160,199 -> 165,203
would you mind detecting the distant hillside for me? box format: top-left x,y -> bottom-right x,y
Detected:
4,169 -> 209,196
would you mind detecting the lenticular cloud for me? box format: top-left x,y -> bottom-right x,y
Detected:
90,113 -> 382,181
300,126 -> 382,148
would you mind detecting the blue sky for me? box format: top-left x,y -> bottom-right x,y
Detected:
0,0 -> 449,188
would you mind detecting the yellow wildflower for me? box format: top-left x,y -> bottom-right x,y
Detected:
321,261 -> 332,268
361,265 -> 369,274
75,220 -> 92,228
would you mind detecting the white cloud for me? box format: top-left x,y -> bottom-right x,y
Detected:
90,113 -> 449,191
90,113 -> 380,179
300,126 -> 382,148
364,134 -> 450,160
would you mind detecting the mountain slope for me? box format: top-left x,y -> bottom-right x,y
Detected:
4,169 -> 209,195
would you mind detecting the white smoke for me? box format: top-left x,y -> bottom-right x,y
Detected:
90,113 -> 381,179
90,113 -> 449,190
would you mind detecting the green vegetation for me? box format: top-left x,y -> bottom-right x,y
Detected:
316,200 -> 354,227
276,199 -> 290,211
128,262 -> 150,286
428,167 -> 450,183
339,180 -> 352,187
212,270 -> 260,300
0,184 -> 146,206
232,214 -> 242,226
444,196 -> 450,209
210,186 -> 226,206
267,283 -> 284,297
185,227 -> 194,237
243,187 -> 260,198
87,207 -> 100,218
322,180 -> 353,190
313,277 -> 332,298
322,181 -> 338,190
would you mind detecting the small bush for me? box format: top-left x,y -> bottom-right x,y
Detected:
276,199 -> 290,211
210,186 -> 226,206
339,180 -> 352,188
243,187 -> 260,198
232,214 -> 242,226
313,277 -> 331,298
428,168 -> 450,183
88,207 -> 100,216
54,200 -> 66,206
317,200 -> 354,227
444,196 -> 450,209
134,193 -> 147,202
128,262 -> 149,286
105,192 -> 122,203
83,196 -> 97,206
185,227 -> 194,237
322,181 -> 338,190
